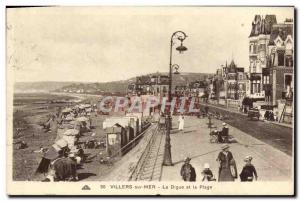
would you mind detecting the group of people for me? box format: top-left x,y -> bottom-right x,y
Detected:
42,147 -> 84,182
157,113 -> 185,132
264,110 -> 276,121
180,144 -> 258,182
36,103 -> 103,182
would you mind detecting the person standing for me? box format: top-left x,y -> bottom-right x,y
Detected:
239,156 -> 258,182
205,106 -> 209,116
180,157 -> 196,182
216,144 -> 237,182
178,114 -> 185,132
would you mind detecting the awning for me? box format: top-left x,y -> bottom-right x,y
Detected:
62,108 -> 72,113
75,116 -> 89,122
63,129 -> 80,136
250,74 -> 261,81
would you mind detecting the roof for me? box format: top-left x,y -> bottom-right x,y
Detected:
189,80 -> 208,88
237,68 -> 244,73
136,76 -> 151,85
264,15 -> 277,34
136,75 -> 170,85
229,60 -> 236,68
223,60 -> 245,74
268,23 -> 293,45
249,15 -> 277,37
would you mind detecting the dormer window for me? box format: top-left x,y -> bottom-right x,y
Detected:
275,36 -> 283,47
276,39 -> 281,45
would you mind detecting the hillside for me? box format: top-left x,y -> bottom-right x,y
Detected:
14,72 -> 213,94
14,82 -> 80,93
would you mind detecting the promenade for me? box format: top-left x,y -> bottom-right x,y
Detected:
161,116 -> 293,182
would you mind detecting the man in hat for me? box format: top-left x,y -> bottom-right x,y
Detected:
239,156 -> 258,182
216,144 -> 236,181
221,122 -> 229,143
180,157 -> 196,182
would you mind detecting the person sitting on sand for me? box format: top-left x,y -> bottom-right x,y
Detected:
201,163 -> 215,181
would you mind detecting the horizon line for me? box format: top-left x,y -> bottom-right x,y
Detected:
14,72 -> 215,83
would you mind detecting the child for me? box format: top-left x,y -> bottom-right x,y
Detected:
180,157 -> 196,182
239,156 -> 258,182
201,163 -> 215,181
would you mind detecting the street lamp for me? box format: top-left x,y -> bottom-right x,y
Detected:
163,31 -> 188,166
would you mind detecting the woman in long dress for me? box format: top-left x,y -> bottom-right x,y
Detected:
178,115 -> 184,131
216,144 -> 236,181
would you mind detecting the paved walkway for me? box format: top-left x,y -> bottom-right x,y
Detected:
161,116 -> 293,182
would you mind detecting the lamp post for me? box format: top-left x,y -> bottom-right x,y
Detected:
163,31 -> 188,166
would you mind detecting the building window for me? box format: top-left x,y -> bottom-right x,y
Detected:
253,44 -> 256,54
256,83 -> 261,93
278,51 -> 285,66
263,76 -> 270,84
251,81 -> 261,94
284,74 -> 292,90
163,86 -> 167,93
285,56 -> 293,67
259,44 -> 265,51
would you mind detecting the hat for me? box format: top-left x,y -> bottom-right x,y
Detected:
204,163 -> 210,169
184,157 -> 191,162
222,123 -> 227,126
221,144 -> 230,150
244,155 -> 253,162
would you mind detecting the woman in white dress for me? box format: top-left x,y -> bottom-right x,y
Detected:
178,114 -> 185,131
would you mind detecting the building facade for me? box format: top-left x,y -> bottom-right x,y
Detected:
248,15 -> 293,123
222,60 -> 247,100
127,74 -> 169,97
267,19 -> 293,106
248,15 -> 294,106
248,15 -> 277,100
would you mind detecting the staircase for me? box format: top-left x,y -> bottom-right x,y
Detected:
137,130 -> 165,181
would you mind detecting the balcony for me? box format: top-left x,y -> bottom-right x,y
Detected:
250,73 -> 261,81
249,52 -> 258,57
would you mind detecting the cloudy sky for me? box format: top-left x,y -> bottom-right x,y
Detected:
7,7 -> 293,82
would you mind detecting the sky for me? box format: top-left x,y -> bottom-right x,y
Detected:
7,7 -> 294,82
